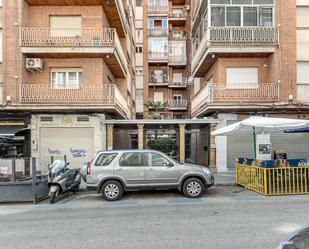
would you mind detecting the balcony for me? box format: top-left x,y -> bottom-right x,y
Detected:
169,9 -> 187,26
24,0 -> 128,37
148,52 -> 168,63
147,29 -> 169,37
20,28 -> 128,78
169,99 -> 188,110
191,83 -> 280,117
169,78 -> 187,88
148,75 -> 169,87
19,84 -> 129,118
192,27 -> 279,77
169,31 -> 187,40
169,54 -> 187,66
148,5 -> 169,15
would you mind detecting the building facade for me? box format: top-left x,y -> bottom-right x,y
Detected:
135,0 -> 193,119
190,0 -> 309,172
1,0 -> 136,169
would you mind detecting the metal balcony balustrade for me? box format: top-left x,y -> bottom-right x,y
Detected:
19,84 -> 128,115
191,82 -> 280,115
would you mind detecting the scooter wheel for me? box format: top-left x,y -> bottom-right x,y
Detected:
49,192 -> 57,204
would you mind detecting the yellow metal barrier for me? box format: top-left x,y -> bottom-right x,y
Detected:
236,163 -> 309,196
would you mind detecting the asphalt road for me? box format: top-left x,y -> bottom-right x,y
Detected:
0,186 -> 308,249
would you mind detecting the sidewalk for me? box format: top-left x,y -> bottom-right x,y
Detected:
214,171 -> 237,186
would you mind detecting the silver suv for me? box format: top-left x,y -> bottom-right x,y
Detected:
82,150 -> 214,201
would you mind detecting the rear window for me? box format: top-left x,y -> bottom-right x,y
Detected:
95,153 -> 117,166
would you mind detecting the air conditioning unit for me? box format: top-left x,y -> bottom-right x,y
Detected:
184,5 -> 190,11
26,58 -> 43,71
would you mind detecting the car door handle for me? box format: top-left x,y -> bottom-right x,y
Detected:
115,168 -> 122,171
146,168 -> 153,171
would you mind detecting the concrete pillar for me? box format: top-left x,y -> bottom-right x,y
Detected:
209,124 -> 217,172
137,124 -> 144,150
107,124 -> 114,150
179,124 -> 186,163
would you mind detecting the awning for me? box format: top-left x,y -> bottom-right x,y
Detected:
0,125 -> 29,137
212,116 -> 309,136
285,127 -> 309,133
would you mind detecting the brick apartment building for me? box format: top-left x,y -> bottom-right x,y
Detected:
0,0 -> 136,168
135,0 -> 192,119
190,0 -> 309,171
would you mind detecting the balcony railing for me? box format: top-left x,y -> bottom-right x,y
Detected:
169,99 -> 188,110
169,54 -> 187,64
169,78 -> 187,88
20,27 -> 127,75
147,29 -> 169,37
169,31 -> 187,40
169,9 -> 187,19
191,83 -> 280,115
148,5 -> 169,15
148,52 -> 168,61
19,84 -> 128,115
149,75 -> 168,85
208,27 -> 279,46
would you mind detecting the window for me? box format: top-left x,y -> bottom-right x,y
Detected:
226,7 -> 241,26
297,62 -> 309,84
50,16 -> 81,37
135,20 -> 143,29
51,68 -> 82,89
259,7 -> 273,27
147,153 -> 173,167
95,153 -> 118,166
136,67 -> 143,76
148,38 -> 168,58
153,92 -> 164,102
119,152 -> 143,166
173,73 -> 183,84
136,45 -> 143,53
136,0 -> 142,6
211,7 -> 225,26
243,7 -> 258,26
226,67 -> 258,88
173,94 -> 182,101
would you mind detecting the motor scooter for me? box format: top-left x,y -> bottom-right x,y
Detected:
48,160 -> 81,204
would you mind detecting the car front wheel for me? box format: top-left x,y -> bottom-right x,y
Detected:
101,180 -> 123,201
183,178 -> 205,198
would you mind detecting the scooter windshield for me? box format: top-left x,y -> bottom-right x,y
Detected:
50,160 -> 66,175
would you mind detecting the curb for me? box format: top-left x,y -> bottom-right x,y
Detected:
215,182 -> 238,187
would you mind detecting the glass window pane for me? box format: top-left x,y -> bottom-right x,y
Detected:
210,0 -> 230,4
95,153 -> 118,166
232,0 -> 252,4
211,7 -> 225,26
162,19 -> 168,29
150,153 -> 171,167
259,7 -> 273,27
243,7 -> 257,26
148,20 -> 154,29
226,7 -> 241,26
119,152 -> 142,167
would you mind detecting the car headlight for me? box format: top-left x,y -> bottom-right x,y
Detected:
202,167 -> 212,175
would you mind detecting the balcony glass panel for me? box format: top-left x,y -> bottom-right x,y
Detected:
226,7 -> 241,26
243,7 -> 258,26
148,38 -> 168,59
211,7 -> 225,27
259,7 -> 273,27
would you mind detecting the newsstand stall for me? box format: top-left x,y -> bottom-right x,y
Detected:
212,116 -> 309,196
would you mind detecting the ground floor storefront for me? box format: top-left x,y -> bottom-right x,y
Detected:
213,113 -> 309,172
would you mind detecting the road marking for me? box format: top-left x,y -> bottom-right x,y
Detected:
167,198 -> 203,204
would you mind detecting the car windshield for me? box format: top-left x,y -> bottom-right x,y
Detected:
289,227 -> 309,249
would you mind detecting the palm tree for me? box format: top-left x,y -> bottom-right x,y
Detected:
144,100 -> 169,119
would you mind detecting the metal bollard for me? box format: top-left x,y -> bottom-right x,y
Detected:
12,158 -> 16,183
